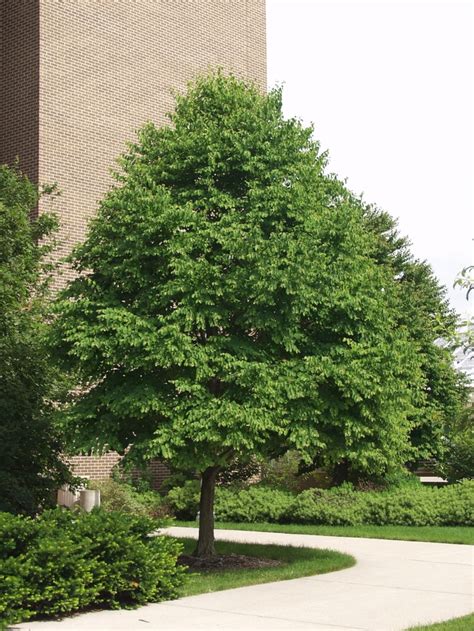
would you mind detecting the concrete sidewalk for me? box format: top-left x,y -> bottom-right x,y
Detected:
16,527 -> 473,631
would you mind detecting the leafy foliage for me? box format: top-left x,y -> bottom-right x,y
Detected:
0,509 -> 184,625
437,265 -> 474,483
217,456 -> 261,486
359,207 -> 467,469
166,480 -> 474,527
0,165 -> 71,515
243,451 -> 331,492
313,206 -> 469,483
89,478 -> 166,518
166,480 -> 293,523
439,401 -> 474,483
288,480 -> 474,526
52,73 -> 425,480
165,481 -> 201,520
453,265 -> 474,357
216,486 -> 295,523
50,73 -> 470,555
259,450 -> 311,492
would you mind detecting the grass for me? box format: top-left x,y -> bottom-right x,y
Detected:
175,537 -> 355,597
406,613 -> 474,630
175,521 -> 474,545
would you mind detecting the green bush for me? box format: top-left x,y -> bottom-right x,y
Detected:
165,482 -> 294,523
287,484 -> 368,526
215,487 -> 293,523
363,488 -> 438,526
440,428 -> 474,484
165,479 -> 474,527
286,481 -> 474,527
259,451 -> 302,492
259,452 -> 332,492
165,481 -> 201,520
0,509 -> 185,626
435,480 -> 474,526
90,479 -> 166,519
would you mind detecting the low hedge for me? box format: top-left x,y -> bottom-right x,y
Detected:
288,481 -> 474,526
166,483 -> 292,523
166,480 -> 474,527
0,509 -> 185,626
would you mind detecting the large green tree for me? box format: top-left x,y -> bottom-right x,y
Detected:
51,74 -> 423,555
0,165 -> 71,514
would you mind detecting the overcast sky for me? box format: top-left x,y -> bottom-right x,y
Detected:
267,0 -> 473,315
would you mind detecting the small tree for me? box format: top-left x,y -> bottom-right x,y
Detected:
0,165 -> 71,514
438,265 -> 474,482
52,74 -> 422,555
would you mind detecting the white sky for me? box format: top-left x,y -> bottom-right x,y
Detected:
267,0 -> 473,315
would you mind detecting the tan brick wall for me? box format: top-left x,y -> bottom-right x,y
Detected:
36,0 -> 266,288
0,0 -> 40,188
2,0 -> 266,484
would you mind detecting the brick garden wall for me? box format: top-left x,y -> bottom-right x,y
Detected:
67,452 -> 170,490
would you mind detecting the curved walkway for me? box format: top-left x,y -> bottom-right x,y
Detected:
17,527 -> 473,631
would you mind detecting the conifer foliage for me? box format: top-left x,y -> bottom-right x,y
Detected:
52,74 -> 426,555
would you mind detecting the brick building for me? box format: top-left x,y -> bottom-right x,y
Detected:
1,0 -> 266,486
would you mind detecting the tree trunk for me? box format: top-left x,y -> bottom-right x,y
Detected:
194,466 -> 219,557
331,460 -> 365,487
331,459 -> 350,486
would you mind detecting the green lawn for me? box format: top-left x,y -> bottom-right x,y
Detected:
175,521 -> 474,545
406,613 -> 474,630
176,537 -> 354,597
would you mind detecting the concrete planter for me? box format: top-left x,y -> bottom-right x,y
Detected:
57,485 -> 78,508
79,489 -> 101,512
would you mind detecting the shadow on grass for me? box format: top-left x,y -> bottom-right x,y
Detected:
176,537 -> 355,597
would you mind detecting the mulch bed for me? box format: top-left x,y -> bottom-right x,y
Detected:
178,553 -> 282,572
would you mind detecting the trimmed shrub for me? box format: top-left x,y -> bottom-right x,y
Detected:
165,481 -> 201,520
286,481 -> 474,527
363,489 -> 439,526
165,480 -> 474,527
435,480 -> 474,526
165,482 -> 294,523
215,487 -> 293,523
0,509 -> 185,626
287,484 -> 368,526
90,479 -> 166,519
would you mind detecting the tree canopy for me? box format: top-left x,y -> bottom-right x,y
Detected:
51,73 -> 457,554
